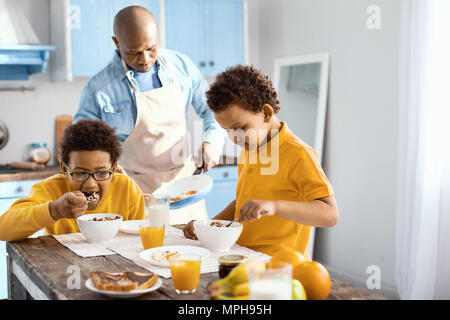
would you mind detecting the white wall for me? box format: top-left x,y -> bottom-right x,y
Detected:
246,0 -> 400,298
0,0 -> 88,165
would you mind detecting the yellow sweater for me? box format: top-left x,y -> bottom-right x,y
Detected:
0,173 -> 145,241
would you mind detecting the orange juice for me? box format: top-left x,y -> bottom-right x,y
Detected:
140,225 -> 164,249
170,258 -> 201,293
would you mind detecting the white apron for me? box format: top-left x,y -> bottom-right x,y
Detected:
119,59 -> 208,225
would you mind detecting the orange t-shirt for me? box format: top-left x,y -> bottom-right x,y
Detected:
235,122 -> 334,257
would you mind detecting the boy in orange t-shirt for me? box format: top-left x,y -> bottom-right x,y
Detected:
183,65 -> 338,258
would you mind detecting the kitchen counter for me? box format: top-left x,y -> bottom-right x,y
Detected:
216,156 -> 238,167
0,165 -> 60,183
0,156 -> 238,183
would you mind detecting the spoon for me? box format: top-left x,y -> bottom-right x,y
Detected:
226,218 -> 239,227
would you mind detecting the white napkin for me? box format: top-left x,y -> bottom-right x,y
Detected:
53,227 -> 271,278
52,233 -> 116,257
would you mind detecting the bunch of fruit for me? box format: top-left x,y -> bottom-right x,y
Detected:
208,260 -> 264,300
208,248 -> 331,300
271,248 -> 331,300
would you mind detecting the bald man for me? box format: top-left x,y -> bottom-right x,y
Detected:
74,6 -> 225,223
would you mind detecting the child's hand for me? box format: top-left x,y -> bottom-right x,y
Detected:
238,200 -> 276,222
183,220 -> 198,240
49,191 -> 88,221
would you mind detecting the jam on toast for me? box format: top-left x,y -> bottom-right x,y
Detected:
90,270 -> 158,292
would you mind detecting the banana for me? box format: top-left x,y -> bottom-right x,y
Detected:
213,293 -> 249,300
208,260 -> 265,299
216,260 -> 266,287
231,282 -> 249,297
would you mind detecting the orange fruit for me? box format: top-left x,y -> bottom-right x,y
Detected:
293,261 -> 331,300
270,248 -> 305,267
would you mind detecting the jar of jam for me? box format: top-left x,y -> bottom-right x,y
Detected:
218,254 -> 248,279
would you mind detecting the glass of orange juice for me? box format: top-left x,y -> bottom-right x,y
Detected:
140,223 -> 164,249
169,254 -> 201,294
140,194 -> 170,250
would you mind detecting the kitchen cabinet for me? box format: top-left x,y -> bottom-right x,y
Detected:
70,0 -> 160,77
165,0 -> 244,76
69,0 -> 244,78
0,179 -> 42,300
204,166 -> 238,219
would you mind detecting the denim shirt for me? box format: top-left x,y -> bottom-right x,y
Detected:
73,48 -> 226,153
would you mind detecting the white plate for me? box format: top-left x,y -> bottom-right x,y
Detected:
139,245 -> 211,268
85,277 -> 162,299
119,220 -> 146,235
153,175 -> 213,209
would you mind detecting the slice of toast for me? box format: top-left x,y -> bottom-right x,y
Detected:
124,271 -> 158,290
90,270 -> 158,292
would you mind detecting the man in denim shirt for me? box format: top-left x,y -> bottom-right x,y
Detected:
74,6 -> 225,222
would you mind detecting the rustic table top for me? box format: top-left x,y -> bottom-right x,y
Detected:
6,233 -> 387,300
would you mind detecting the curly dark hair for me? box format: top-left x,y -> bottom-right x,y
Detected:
60,119 -> 122,165
206,64 -> 280,114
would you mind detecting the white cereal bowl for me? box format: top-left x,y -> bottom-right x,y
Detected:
77,213 -> 123,243
193,219 -> 243,252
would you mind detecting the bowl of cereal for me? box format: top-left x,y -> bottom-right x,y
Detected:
77,213 -> 123,243
193,219 -> 243,252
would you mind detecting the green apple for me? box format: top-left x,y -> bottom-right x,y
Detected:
292,279 -> 307,300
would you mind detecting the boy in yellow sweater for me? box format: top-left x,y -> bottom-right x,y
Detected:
0,119 -> 145,241
184,65 -> 338,259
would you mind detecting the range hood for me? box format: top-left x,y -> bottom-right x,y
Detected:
0,45 -> 54,80
0,0 -> 54,80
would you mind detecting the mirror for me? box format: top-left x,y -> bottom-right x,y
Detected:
273,53 -> 330,258
273,53 -> 330,163
0,120 -> 8,150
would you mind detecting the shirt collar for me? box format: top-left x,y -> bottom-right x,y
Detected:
111,50 -> 161,80
245,121 -> 290,163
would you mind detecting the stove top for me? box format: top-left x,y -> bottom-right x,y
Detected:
0,165 -> 16,174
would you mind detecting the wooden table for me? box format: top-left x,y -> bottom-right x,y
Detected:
6,235 -> 387,300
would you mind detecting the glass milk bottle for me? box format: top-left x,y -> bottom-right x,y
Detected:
145,195 -> 170,228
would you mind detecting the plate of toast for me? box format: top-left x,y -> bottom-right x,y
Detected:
86,270 -> 161,298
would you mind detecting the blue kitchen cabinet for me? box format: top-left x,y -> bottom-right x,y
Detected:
204,0 -> 244,75
0,179 -> 42,300
205,166 -> 238,219
70,0 -> 160,77
165,0 -> 204,71
166,0 -> 244,76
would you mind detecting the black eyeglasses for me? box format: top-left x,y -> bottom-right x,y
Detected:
64,164 -> 113,182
